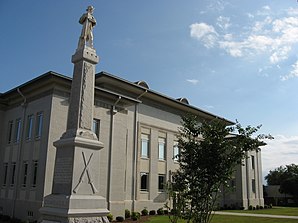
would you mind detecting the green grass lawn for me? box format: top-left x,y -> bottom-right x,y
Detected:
223,206 -> 298,216
146,215 -> 298,223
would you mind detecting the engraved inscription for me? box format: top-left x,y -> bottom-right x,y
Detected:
54,157 -> 73,184
79,62 -> 92,130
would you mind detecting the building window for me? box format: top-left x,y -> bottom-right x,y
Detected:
141,134 -> 149,158
252,179 -> 256,193
251,155 -> 255,169
22,161 -> 28,187
158,174 -> 166,192
7,121 -> 13,144
92,119 -> 100,139
27,211 -> 34,218
3,163 -> 8,186
10,162 -> 16,187
158,138 -> 166,160
230,178 -> 236,189
32,160 -> 38,187
26,115 -> 34,140
173,142 -> 179,161
14,118 -> 22,142
35,112 -> 43,138
140,172 -> 149,191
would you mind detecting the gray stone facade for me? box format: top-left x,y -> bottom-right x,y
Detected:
0,71 -> 264,221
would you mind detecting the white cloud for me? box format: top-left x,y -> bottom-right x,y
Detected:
269,46 -> 291,64
216,16 -> 231,30
186,79 -> 199,85
190,6 -> 298,78
287,7 -> 298,16
262,135 -> 298,182
281,60 -> 298,81
247,13 -> 254,19
190,23 -> 218,48
257,5 -> 271,16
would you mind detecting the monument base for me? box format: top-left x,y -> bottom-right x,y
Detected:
40,194 -> 110,223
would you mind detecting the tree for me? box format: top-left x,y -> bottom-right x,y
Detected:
265,166 -> 287,185
265,164 -> 298,202
168,114 -> 271,223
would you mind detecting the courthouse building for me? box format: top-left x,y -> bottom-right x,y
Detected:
0,71 -> 264,221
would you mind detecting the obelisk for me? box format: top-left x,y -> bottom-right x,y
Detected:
40,6 -> 110,223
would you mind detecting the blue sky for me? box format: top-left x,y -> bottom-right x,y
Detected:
1,0 -> 298,180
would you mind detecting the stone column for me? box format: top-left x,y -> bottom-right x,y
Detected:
40,6 -> 109,223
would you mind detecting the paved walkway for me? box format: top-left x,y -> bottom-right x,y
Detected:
214,211 -> 298,219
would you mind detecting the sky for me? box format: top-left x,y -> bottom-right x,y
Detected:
1,0 -> 298,183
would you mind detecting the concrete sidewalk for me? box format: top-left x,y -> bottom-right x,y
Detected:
214,211 -> 298,219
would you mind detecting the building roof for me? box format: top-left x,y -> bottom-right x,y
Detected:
0,71 -> 233,125
96,71 -> 233,125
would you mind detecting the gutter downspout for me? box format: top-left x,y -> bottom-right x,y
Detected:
132,90 -> 147,211
12,88 -> 27,218
107,96 -> 121,210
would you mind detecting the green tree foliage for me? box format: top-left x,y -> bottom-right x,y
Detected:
265,164 -> 298,201
168,114 -> 271,223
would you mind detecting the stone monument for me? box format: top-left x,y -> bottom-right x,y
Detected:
40,6 -> 110,223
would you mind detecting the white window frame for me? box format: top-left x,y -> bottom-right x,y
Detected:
141,134 -> 149,158
158,138 -> 166,160
158,174 -> 166,192
35,112 -> 43,138
173,142 -> 179,162
140,172 -> 149,192
14,118 -> 22,143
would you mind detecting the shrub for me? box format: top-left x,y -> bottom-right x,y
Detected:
239,206 -> 245,210
125,209 -> 131,218
116,216 -> 124,222
141,208 -> 148,216
264,205 -> 268,209
131,212 -> 140,221
248,205 -> 253,210
107,213 -> 113,222
260,206 -> 264,209
269,204 -> 273,208
2,215 -> 11,222
170,209 -> 178,215
164,210 -> 169,215
252,207 -> 256,210
11,218 -> 22,223
157,208 -> 164,215
256,205 -> 260,210
149,210 -> 156,215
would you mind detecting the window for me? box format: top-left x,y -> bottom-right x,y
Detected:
10,162 -> 16,187
251,155 -> 255,169
252,179 -> 256,193
7,121 -> 13,144
173,142 -> 179,161
32,160 -> 38,187
3,163 -> 8,186
140,172 -> 149,191
158,138 -> 166,160
230,178 -> 236,189
158,174 -> 166,192
22,161 -> 28,187
27,211 -> 33,218
141,134 -> 149,158
35,112 -> 43,138
26,115 -> 34,140
92,119 -> 100,139
14,118 -> 22,142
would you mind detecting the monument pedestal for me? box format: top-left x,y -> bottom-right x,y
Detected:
40,135 -> 109,223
